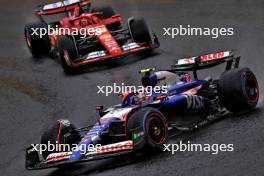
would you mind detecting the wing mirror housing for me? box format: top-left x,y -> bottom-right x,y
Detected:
96,105 -> 104,117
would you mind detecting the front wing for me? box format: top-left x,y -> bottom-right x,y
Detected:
26,140 -> 133,170
63,43 -> 155,68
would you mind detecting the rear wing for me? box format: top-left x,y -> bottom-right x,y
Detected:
171,51 -> 240,79
35,0 -> 91,16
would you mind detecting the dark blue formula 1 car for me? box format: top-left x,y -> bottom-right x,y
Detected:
26,51 -> 259,170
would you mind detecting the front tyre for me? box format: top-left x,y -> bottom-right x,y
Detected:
218,68 -> 259,112
57,36 -> 78,74
24,22 -> 51,57
127,108 -> 168,150
40,119 -> 81,159
129,18 -> 153,45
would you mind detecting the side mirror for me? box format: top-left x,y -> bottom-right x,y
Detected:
96,105 -> 104,117
96,105 -> 104,111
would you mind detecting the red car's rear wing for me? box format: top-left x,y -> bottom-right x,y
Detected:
35,0 -> 91,16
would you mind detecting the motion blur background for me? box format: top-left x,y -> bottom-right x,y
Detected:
0,0 -> 263,176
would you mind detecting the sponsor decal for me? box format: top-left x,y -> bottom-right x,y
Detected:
182,85 -> 202,94
43,0 -> 81,10
177,51 -> 231,65
177,58 -> 196,65
183,94 -> 204,109
64,0 -> 81,6
95,25 -> 107,34
122,43 -> 140,51
46,152 -> 72,162
43,2 -> 63,10
101,108 -> 132,120
85,141 -> 133,156
100,33 -> 112,40
200,51 -> 230,61
132,131 -> 144,140
86,51 -> 106,60
96,141 -> 133,153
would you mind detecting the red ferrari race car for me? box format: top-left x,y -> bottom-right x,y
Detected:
24,0 -> 160,73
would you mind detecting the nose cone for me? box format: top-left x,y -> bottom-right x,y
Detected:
110,47 -> 122,56
97,30 -> 122,56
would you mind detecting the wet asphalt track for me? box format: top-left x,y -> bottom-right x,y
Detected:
1,0 -> 264,176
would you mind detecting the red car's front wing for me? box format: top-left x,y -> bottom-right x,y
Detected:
63,44 -> 154,68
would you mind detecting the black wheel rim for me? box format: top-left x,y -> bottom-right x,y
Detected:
148,115 -> 166,144
245,72 -> 259,103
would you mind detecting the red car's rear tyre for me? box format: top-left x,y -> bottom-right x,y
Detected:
218,68 -> 259,112
127,108 -> 168,150
24,22 -> 51,57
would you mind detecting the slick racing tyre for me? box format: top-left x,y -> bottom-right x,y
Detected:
40,120 -> 81,159
57,36 -> 78,74
129,18 -> 153,44
218,68 -> 259,112
24,22 -> 51,57
92,5 -> 121,31
127,108 -> 168,151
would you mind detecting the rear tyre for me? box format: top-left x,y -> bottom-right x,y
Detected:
57,36 -> 78,74
24,22 -> 51,57
92,5 -> 121,31
40,120 -> 81,159
127,108 -> 168,151
218,68 -> 259,112
129,18 -> 153,44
